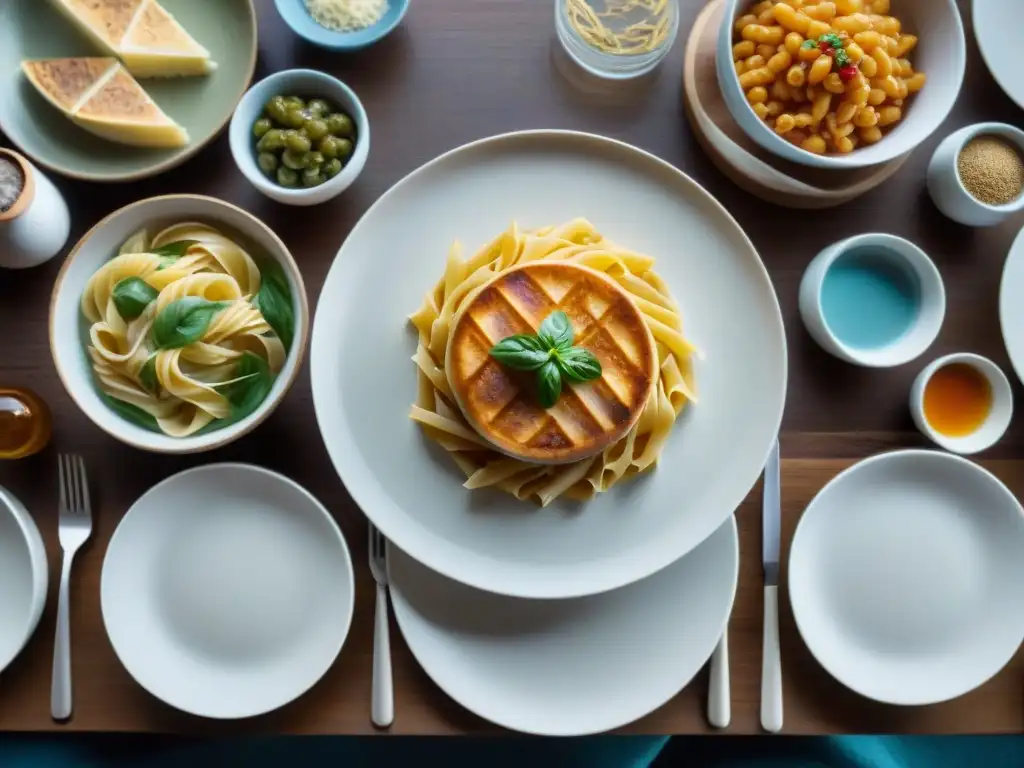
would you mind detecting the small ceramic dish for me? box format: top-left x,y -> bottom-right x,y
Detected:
49,194 -> 309,454
910,353 -> 1013,455
0,0 -> 257,182
0,484 -> 48,675
274,0 -> 409,51
0,148 -> 71,270
926,123 -> 1024,227
229,69 -> 369,207
716,0 -> 966,170
799,233 -> 945,367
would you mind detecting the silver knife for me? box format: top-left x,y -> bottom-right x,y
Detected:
761,438 -> 783,733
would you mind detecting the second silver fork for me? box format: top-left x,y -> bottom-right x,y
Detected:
368,522 -> 394,728
52,454 -> 93,721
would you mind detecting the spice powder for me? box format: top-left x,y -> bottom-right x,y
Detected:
0,156 -> 24,214
957,135 -> 1024,206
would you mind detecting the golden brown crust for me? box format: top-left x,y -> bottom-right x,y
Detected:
446,262 -> 658,465
76,67 -> 163,122
21,58 -> 115,112
63,0 -> 145,45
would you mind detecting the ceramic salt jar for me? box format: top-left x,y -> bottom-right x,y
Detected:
0,148 -> 70,269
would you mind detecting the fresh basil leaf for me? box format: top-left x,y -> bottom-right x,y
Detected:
152,297 -> 226,349
102,394 -> 159,431
536,359 -> 562,409
538,310 -> 573,351
556,346 -> 603,382
222,352 -> 273,423
152,239 -> 197,270
489,334 -> 550,371
138,355 -> 159,393
111,277 -> 158,321
252,262 -> 294,351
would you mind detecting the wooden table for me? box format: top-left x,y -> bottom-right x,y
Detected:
2,0 -> 1023,735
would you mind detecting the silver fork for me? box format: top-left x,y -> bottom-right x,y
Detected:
368,522 -> 394,728
52,455 -> 92,721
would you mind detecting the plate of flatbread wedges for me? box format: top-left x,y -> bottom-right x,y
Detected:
0,0 -> 256,181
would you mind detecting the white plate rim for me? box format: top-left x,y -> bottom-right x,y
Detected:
99,462 -> 355,719
972,0 -> 1024,113
999,224 -> 1024,386
788,449 -> 1024,706
311,128 -> 787,599
388,515 -> 739,735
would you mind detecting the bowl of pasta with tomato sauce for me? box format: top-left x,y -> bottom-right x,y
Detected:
49,194 -> 309,453
716,0 -> 964,169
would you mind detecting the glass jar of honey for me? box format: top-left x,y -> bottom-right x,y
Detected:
0,387 -> 52,459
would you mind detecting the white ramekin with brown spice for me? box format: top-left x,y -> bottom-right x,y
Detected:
0,148 -> 70,269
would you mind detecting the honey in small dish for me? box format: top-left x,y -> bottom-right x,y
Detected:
922,363 -> 992,438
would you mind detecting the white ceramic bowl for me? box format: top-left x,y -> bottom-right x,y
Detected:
716,0 -> 966,169
49,194 -> 309,454
0,484 -> 47,674
799,233 -> 945,367
789,450 -> 1024,705
910,353 -> 1013,455
229,69 -> 369,206
926,123 -> 1024,227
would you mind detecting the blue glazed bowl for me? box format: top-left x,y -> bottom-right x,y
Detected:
274,0 -> 409,50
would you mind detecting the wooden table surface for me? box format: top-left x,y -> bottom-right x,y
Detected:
2,0 -> 1024,736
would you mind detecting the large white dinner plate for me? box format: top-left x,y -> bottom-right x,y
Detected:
790,450 -> 1024,706
101,464 -> 355,719
973,0 -> 1024,113
389,516 -> 738,735
312,130 -> 786,599
999,225 -> 1024,385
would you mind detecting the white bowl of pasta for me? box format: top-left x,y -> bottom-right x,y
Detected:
717,0 -> 965,169
49,194 -> 309,454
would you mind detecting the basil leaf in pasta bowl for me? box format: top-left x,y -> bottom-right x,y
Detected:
49,194 -> 310,454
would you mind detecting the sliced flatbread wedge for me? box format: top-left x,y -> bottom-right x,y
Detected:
49,0 -> 215,78
22,58 -> 189,148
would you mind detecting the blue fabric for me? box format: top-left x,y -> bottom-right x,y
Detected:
3,735 -> 1024,768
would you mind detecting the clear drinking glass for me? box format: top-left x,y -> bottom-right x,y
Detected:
555,0 -> 680,80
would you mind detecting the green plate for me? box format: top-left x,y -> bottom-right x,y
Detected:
0,0 -> 256,182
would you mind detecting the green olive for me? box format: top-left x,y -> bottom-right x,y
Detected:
282,148 -> 308,170
302,167 -> 326,187
305,151 -> 325,168
265,96 -> 288,123
324,157 -> 343,178
284,107 -> 309,129
257,152 -> 279,174
307,98 -> 331,116
304,118 -> 329,141
326,112 -> 355,137
317,135 -> 343,158
256,128 -> 286,152
284,130 -> 311,153
283,96 -> 305,109
276,166 -> 300,188
252,117 -> 273,139
336,137 -> 354,159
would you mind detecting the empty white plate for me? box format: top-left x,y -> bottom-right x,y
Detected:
388,516 -> 738,735
974,0 -> 1024,112
789,450 -> 1024,705
101,464 -> 354,719
0,484 -> 47,674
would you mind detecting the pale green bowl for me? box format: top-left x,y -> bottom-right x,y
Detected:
0,0 -> 256,182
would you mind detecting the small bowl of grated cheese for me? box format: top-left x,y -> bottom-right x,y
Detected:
275,0 -> 409,50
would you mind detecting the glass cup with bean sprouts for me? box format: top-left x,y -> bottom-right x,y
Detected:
555,0 -> 680,79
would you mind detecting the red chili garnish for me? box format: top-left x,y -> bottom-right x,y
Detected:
839,65 -> 858,81
818,40 -> 832,52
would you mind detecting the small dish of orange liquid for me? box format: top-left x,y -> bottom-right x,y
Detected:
910,353 -> 1014,455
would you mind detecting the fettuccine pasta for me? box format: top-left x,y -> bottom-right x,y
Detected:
81,223 -> 293,437
408,218 -> 697,506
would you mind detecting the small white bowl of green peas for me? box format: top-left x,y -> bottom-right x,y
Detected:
229,69 -> 369,206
